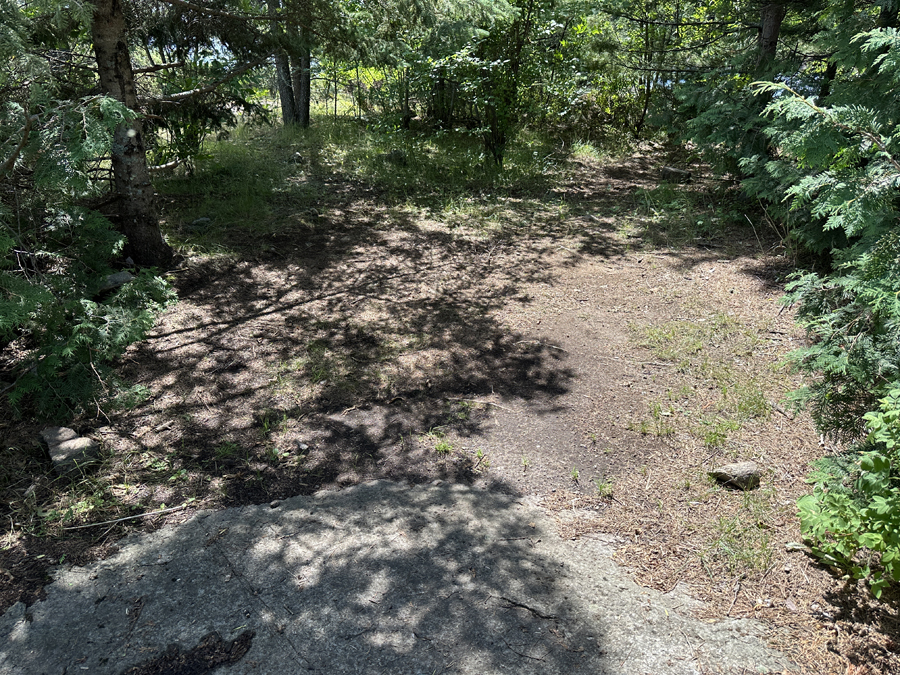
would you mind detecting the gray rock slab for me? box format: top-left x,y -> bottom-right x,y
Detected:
48,437 -> 100,476
0,480 -> 792,675
98,271 -> 135,293
39,427 -> 78,447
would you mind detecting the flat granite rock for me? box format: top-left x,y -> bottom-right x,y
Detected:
0,480 -> 793,675
40,427 -> 100,476
39,427 -> 79,447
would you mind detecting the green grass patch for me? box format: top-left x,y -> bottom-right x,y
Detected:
631,312 -> 781,451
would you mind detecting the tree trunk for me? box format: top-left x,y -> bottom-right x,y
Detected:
299,45 -> 311,127
268,0 -> 297,125
289,28 -> 310,129
275,51 -> 297,124
878,3 -> 898,28
756,4 -> 786,76
90,0 -> 172,267
818,60 -> 837,101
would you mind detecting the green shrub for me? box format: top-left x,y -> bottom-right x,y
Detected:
784,230 -> 900,442
1,208 -> 175,420
799,388 -> 900,598
747,28 -> 900,597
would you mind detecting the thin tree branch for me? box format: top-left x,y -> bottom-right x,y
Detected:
148,55 -> 269,104
62,503 -> 193,530
605,11 -> 747,29
134,61 -> 185,74
154,0 -> 342,44
148,159 -> 181,172
757,82 -> 900,174
155,0 -> 277,22
0,114 -> 37,177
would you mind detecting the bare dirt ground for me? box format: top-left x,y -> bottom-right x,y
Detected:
2,148 -> 899,673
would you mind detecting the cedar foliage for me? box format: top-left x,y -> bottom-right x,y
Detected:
0,2 -> 175,420
750,26 -> 900,594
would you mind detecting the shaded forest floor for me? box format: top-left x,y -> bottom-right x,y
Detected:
2,128 -> 898,673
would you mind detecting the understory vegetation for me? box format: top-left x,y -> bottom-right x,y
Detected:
1,0 -> 900,608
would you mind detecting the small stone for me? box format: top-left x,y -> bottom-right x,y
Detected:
98,271 -> 135,293
49,437 -> 101,476
660,166 -> 693,183
269,500 -> 281,509
296,443 -> 309,451
41,427 -> 78,447
708,461 -> 761,490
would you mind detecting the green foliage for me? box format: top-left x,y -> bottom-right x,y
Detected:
145,60 -> 269,170
737,27 -> 900,257
0,1 -> 177,420
799,389 -> 900,598
788,230 -> 900,595
781,81 -> 900,595
784,230 -> 900,442
1,209 -> 175,419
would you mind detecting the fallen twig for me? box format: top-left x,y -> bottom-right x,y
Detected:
62,503 -> 192,530
515,340 -> 569,352
726,580 -> 742,616
444,397 -> 514,412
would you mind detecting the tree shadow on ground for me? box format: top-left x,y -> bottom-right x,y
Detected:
106,159 -> 629,510
2,483 -> 610,675
819,578 -> 900,674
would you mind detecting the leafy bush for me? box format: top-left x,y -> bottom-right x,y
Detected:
754,27 -> 900,596
799,389 -> 900,598
1,7 -> 176,421
1,208 -> 175,420
784,230 -> 900,441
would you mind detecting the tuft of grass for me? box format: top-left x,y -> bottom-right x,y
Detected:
264,446 -> 290,464
473,448 -> 490,473
434,439 -> 454,455
214,441 -> 240,460
450,400 -> 473,421
631,313 -> 781,451
594,478 -> 614,497
629,400 -> 676,437
701,515 -> 775,577
699,416 -> 741,449
570,140 -> 605,162
627,183 -> 746,249
421,428 -> 453,455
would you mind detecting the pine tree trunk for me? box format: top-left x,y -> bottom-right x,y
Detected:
90,0 -> 172,267
289,37 -> 310,129
299,44 -> 311,127
756,4 -> 786,76
275,51 -> 298,124
268,0 -> 297,125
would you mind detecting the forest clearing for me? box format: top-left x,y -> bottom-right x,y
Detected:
2,1 -> 899,673
1,126 -> 895,673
